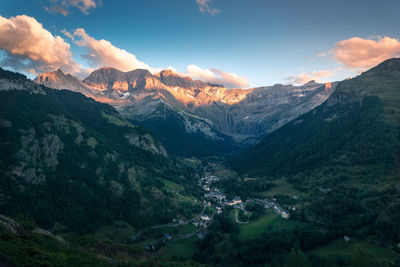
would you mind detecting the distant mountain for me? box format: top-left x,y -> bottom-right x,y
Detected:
0,67 -> 199,234
155,69 -> 215,89
194,81 -> 335,144
82,67 -> 163,91
34,67 -> 335,156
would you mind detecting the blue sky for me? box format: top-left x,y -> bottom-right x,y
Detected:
1,0 -> 400,87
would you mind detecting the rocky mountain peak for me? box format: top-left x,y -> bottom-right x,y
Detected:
35,69 -> 65,82
304,80 -> 318,86
55,68 -> 64,75
82,67 -> 126,91
126,69 -> 153,81
156,69 -> 178,78
155,69 -> 195,89
34,68 -> 93,95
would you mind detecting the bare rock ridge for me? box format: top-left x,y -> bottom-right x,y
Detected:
82,67 -> 155,91
34,67 -> 336,145
34,69 -> 94,95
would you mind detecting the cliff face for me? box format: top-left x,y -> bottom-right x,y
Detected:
34,67 -> 335,150
34,69 -> 96,97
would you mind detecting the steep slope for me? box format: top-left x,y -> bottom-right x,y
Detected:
35,67 -> 335,157
34,69 -> 95,96
231,59 -> 400,177
229,58 -> 400,245
123,96 -> 238,157
82,67 -> 164,91
195,81 -> 335,143
155,69 -> 201,88
0,68 -> 199,235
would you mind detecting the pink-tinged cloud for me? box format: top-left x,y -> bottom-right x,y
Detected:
196,0 -> 220,15
187,64 -> 249,88
0,15 -> 81,74
45,0 -> 98,16
333,36 -> 400,70
286,69 -> 334,85
70,28 -> 158,73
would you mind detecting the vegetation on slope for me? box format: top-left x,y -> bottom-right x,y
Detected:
228,58 -> 400,251
0,68 -> 201,236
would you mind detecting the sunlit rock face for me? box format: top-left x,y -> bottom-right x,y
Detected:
35,67 -> 335,145
34,69 -> 94,96
193,81 -> 335,143
82,67 -> 156,91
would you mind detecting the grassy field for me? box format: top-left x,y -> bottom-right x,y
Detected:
259,178 -> 300,197
159,224 -> 197,235
307,238 -> 398,264
162,179 -> 198,204
163,179 -> 185,192
237,210 -> 307,241
213,167 -> 238,179
95,221 -> 137,242
162,236 -> 199,260
179,157 -> 202,169
102,112 -> 135,128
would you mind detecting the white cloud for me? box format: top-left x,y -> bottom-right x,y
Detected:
69,28 -> 159,73
0,15 -> 82,75
285,69 -> 334,85
187,64 -> 249,88
196,0 -> 220,15
0,14 -> 249,88
45,0 -> 98,16
61,29 -> 74,40
64,28 -> 248,87
332,36 -> 400,70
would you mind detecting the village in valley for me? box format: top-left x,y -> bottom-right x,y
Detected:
197,174 -> 291,223
144,173 -> 291,252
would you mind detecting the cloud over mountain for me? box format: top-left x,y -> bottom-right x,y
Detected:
66,29 -> 248,87
69,28 -> 158,73
333,36 -> 400,70
285,69 -> 334,85
0,15 -> 81,74
0,14 -> 248,88
187,64 -> 249,88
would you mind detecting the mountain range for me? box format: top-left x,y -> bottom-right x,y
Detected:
1,59 -> 400,266
35,67 -> 335,156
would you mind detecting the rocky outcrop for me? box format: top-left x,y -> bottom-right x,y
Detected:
125,133 -> 168,157
12,127 -> 64,184
0,215 -> 26,234
0,214 -> 67,246
0,68 -> 45,94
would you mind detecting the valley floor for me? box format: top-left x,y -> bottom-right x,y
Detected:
1,161 -> 399,266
